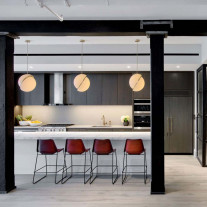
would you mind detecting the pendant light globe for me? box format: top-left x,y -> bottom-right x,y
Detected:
18,40 -> 36,92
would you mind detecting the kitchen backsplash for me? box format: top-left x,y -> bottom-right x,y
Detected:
21,105 -> 132,126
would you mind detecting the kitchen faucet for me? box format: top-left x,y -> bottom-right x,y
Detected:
101,115 -> 107,126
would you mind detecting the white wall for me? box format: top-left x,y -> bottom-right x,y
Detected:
22,105 -> 132,126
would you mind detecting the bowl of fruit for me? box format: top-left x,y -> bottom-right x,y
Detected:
16,115 -> 32,126
29,120 -> 42,127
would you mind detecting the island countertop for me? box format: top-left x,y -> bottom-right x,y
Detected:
14,131 -> 151,140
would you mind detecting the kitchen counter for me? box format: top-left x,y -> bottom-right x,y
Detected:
14,125 -> 134,132
15,131 -> 150,140
67,124 -> 132,129
15,131 -> 151,175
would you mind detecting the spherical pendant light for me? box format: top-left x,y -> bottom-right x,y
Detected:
18,74 -> 36,92
74,74 -> 90,92
129,39 -> 145,92
74,40 -> 90,92
18,40 -> 36,92
129,73 -> 145,92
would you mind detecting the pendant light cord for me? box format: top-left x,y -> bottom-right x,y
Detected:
27,41 -> 29,74
81,41 -> 83,74
136,40 -> 138,72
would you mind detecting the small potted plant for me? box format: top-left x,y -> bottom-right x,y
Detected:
121,115 -> 130,126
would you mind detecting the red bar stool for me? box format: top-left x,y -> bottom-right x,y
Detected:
33,139 -> 64,184
62,139 -> 92,184
122,139 -> 147,184
90,139 -> 118,184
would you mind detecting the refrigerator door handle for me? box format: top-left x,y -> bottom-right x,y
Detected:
170,117 -> 173,134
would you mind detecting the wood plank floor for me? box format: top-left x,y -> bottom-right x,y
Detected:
1,155 -> 207,207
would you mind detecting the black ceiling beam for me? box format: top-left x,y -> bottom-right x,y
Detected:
14,53 -> 199,56
1,20 -> 207,36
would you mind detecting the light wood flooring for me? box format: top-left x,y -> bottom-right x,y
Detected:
1,155 -> 207,207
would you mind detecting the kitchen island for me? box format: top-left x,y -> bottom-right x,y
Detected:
15,129 -> 151,176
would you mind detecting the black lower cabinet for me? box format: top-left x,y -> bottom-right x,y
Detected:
164,96 -> 193,154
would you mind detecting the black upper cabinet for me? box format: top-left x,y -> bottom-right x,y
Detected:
102,74 -> 118,105
86,74 -> 102,105
118,73 -> 132,105
164,72 -> 194,91
15,73 -> 45,105
133,72 -> 150,99
65,74 -> 87,105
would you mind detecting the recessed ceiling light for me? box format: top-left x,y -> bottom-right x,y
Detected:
127,65 -> 131,69
29,66 -> 33,69
176,65 -> 180,69
78,65 -> 82,69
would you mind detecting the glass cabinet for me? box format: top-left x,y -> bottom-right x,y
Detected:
197,65 -> 207,166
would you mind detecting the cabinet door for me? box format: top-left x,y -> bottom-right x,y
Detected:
102,74 -> 118,105
133,72 -> 150,99
164,97 -> 171,153
86,74 -> 102,105
65,74 -> 87,105
118,73 -> 132,105
169,96 -> 193,153
15,73 -> 45,105
164,72 -> 194,91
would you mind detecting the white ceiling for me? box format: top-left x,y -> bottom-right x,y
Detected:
1,0 -> 207,20
13,35 -> 202,72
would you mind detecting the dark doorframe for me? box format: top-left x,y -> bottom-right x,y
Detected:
0,35 -> 15,193
150,34 -> 165,194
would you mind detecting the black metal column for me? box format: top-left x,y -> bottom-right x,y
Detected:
0,35 -> 15,193
150,34 -> 165,194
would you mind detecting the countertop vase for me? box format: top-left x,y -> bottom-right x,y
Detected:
123,121 -> 129,126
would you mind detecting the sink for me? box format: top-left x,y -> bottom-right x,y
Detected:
92,125 -> 111,127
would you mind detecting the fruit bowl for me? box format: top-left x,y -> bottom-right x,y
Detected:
29,121 -> 42,127
19,121 -> 31,126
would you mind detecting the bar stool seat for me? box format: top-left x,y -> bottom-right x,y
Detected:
33,139 -> 64,184
122,139 -> 147,184
90,139 -> 118,184
62,139 -> 92,184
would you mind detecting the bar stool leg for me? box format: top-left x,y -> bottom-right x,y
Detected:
112,151 -> 118,184
55,151 -> 65,184
62,153 -> 73,184
90,153 -> 98,184
33,153 -> 47,184
84,151 -> 92,184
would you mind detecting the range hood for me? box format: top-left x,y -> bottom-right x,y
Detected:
54,73 -> 64,105
46,73 -> 70,106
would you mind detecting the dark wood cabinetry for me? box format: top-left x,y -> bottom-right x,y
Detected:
15,73 -> 45,105
65,74 -> 87,105
86,74 -> 102,105
133,72 -> 150,99
164,72 -> 194,91
164,96 -> 193,153
102,74 -> 118,105
118,73 -> 132,105
164,71 -> 194,154
65,73 -> 132,105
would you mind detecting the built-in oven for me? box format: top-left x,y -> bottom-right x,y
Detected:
133,99 -> 151,130
134,99 -> 150,114
134,115 -> 150,130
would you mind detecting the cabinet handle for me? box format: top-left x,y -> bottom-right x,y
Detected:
170,117 -> 173,134
167,117 -> 170,136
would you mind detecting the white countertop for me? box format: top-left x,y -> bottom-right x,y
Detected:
67,125 -> 132,129
15,131 -> 151,140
